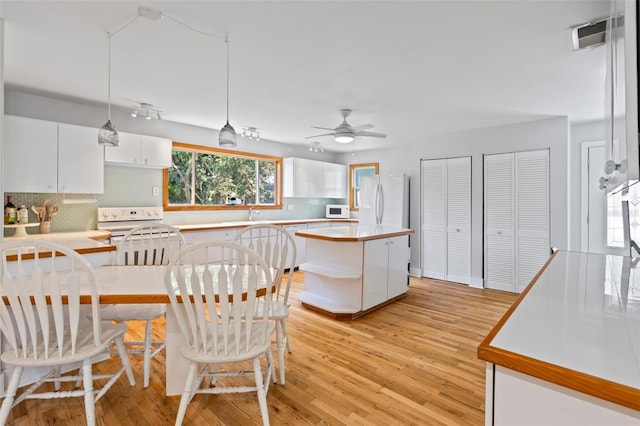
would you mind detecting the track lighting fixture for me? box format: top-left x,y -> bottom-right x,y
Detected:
308,142 -> 324,153
131,103 -> 161,120
241,127 -> 261,141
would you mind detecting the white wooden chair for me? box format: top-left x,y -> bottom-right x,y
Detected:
100,223 -> 185,388
234,224 -> 296,385
164,241 -> 275,426
0,240 -> 135,426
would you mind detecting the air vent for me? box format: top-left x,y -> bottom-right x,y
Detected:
572,15 -> 624,50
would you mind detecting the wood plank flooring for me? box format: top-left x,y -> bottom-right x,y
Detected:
5,272 -> 517,425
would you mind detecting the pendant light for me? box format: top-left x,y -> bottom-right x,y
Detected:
219,36 -> 237,147
98,33 -> 119,146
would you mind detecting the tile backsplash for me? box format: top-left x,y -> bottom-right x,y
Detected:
3,165 -> 341,237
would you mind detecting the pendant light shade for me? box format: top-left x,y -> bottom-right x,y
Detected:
98,34 -> 119,146
219,36 -> 237,147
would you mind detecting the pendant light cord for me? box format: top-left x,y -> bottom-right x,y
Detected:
226,36 -> 230,124
107,34 -> 112,121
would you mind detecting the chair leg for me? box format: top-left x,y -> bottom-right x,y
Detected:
175,362 -> 198,426
281,320 -> 292,353
114,336 -> 136,386
53,366 -> 62,390
253,357 -> 270,426
276,320 -> 286,385
81,359 -> 96,426
143,319 -> 153,388
0,366 -> 23,424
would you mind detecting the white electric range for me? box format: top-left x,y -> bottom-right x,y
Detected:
97,206 -> 164,242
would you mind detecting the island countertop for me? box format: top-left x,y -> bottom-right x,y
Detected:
478,250 -> 640,412
295,225 -> 414,242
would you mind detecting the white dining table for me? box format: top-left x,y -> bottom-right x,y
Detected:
1,264 -> 277,396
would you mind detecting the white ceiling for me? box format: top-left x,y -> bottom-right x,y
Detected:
1,0 -> 610,152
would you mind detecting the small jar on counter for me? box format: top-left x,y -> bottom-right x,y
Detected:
17,205 -> 28,224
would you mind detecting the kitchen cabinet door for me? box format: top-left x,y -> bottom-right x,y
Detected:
387,236 -> 409,299
283,224 -> 307,267
104,132 -> 141,165
58,123 -> 104,193
104,132 -> 171,168
5,115 -> 58,193
363,238 -> 389,310
140,135 -> 172,168
323,162 -> 347,198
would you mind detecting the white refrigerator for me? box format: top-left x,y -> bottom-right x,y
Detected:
359,174 -> 410,227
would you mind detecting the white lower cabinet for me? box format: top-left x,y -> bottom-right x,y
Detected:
362,236 -> 409,310
283,224 -> 308,267
181,228 -> 241,245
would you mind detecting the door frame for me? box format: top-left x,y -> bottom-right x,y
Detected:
580,140 -> 605,252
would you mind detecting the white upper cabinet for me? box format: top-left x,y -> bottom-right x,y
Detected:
58,123 -> 104,194
323,162 -> 347,198
104,131 -> 172,168
283,157 -> 347,198
4,115 -> 103,194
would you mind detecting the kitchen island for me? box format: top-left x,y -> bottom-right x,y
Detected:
478,250 -> 640,425
295,225 -> 414,319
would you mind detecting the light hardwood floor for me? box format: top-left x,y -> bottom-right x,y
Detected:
5,272 -> 517,425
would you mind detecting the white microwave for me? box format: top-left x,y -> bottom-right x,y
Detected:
326,204 -> 350,219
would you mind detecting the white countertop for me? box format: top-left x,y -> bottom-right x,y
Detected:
175,218 -> 356,232
295,225 -> 414,241
479,250 -> 640,409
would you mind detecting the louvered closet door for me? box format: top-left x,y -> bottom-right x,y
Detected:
422,159 -> 446,280
446,157 -> 471,284
484,153 -> 515,292
515,150 -> 550,292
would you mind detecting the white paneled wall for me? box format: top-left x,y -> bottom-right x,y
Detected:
484,149 -> 549,293
421,156 -> 471,284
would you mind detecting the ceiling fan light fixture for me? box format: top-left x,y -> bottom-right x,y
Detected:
335,134 -> 354,144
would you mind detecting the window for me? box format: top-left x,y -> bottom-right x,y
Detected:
349,162 -> 378,211
164,142 -> 282,211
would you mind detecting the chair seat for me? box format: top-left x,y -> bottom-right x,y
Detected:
255,301 -> 289,320
2,323 -> 128,367
181,322 -> 276,364
100,304 -> 166,321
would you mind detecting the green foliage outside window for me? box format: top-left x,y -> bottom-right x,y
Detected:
168,148 -> 276,206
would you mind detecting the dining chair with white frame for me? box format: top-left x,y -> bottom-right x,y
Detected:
164,240 -> 275,426
234,224 -> 296,385
99,223 -> 186,388
0,240 -> 135,426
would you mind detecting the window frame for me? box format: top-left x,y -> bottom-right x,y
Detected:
163,141 -> 283,211
349,162 -> 379,211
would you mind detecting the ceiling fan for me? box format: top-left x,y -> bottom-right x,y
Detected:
306,109 -> 387,143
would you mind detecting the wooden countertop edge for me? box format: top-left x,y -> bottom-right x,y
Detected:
295,229 -> 414,242
178,219 -> 357,232
5,244 -> 116,262
477,345 -> 640,411
88,231 -> 112,241
477,250 -> 640,412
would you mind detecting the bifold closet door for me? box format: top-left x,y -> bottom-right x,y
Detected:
446,157 -> 471,284
484,149 -> 549,293
421,157 -> 471,284
484,153 -> 515,292
514,150 -> 550,292
422,159 -> 446,280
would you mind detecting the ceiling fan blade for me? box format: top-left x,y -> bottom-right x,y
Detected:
305,133 -> 336,139
355,130 -> 387,138
350,123 -> 374,132
311,126 -> 337,131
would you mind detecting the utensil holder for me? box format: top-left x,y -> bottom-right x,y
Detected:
39,221 -> 51,234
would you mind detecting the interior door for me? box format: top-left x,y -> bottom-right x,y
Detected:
587,145 -> 607,254
421,159 -> 446,280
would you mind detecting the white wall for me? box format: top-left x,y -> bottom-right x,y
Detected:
339,117 -> 570,285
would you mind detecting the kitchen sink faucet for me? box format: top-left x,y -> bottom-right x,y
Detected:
248,205 -> 261,221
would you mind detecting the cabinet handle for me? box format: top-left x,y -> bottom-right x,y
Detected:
456,228 -> 460,232
497,231 -> 502,235
144,158 -> 148,165
389,240 -> 394,244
